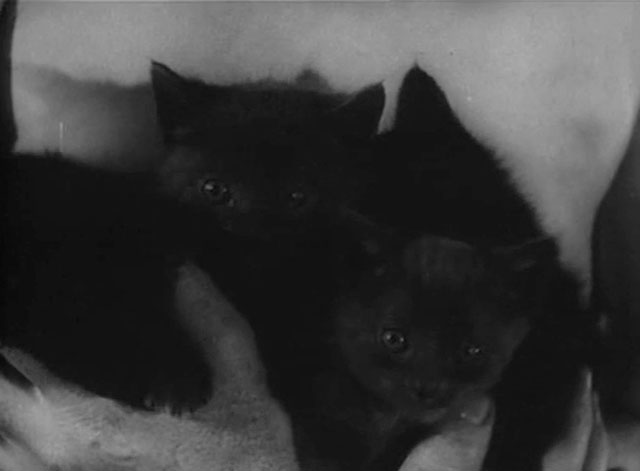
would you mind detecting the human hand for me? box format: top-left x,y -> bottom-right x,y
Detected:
398,396 -> 494,471
542,369 -> 609,471
398,369 -> 610,471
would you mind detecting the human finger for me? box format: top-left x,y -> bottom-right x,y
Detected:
542,368 -> 594,471
582,393 -> 609,471
399,396 -> 494,471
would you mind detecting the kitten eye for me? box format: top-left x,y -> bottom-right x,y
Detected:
201,179 -> 233,206
459,342 -> 484,361
380,329 -> 409,354
288,190 -> 308,210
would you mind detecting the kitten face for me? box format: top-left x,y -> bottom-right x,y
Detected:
334,236 -> 546,423
157,125 -> 359,238
151,62 -> 384,240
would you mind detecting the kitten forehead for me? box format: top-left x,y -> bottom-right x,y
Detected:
404,236 -> 484,286
205,87 -> 343,127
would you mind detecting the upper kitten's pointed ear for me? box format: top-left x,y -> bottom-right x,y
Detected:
151,61 -> 190,108
150,61 -> 198,144
393,65 -> 456,133
493,237 -> 558,273
330,83 -> 385,139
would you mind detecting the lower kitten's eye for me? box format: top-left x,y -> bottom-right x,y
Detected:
201,179 -> 233,206
380,329 -> 409,354
373,264 -> 387,277
288,190 -> 309,210
460,342 -> 484,361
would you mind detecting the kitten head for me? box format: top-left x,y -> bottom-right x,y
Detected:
334,235 -> 556,423
150,61 -> 385,240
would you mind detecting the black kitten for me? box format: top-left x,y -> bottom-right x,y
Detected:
150,61 -> 385,242
354,67 -> 599,470
0,0 -> 212,411
292,234 -> 555,471
335,236 -> 538,418
365,66 -> 541,246
146,60 -> 590,471
149,62 -> 388,402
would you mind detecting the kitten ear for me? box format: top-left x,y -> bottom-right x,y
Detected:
393,65 -> 457,134
150,61 -> 200,144
330,83 -> 385,139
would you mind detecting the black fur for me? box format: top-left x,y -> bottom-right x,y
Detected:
291,234 -> 561,471
150,61 -> 385,242
365,66 -> 540,246
362,66 -> 600,470
149,61 -> 388,404
0,0 -> 213,411
149,62 -> 599,471
0,156 -> 220,411
0,10 -> 600,465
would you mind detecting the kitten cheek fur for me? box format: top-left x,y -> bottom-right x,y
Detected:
156,146 -> 206,198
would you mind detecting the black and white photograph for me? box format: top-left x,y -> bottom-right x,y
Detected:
1,0 -> 639,470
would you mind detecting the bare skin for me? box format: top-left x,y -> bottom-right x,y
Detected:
401,369 -> 632,471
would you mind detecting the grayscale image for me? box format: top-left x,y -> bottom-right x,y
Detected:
1,1 -> 639,470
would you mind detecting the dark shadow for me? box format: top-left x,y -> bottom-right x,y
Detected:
592,106 -> 640,416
